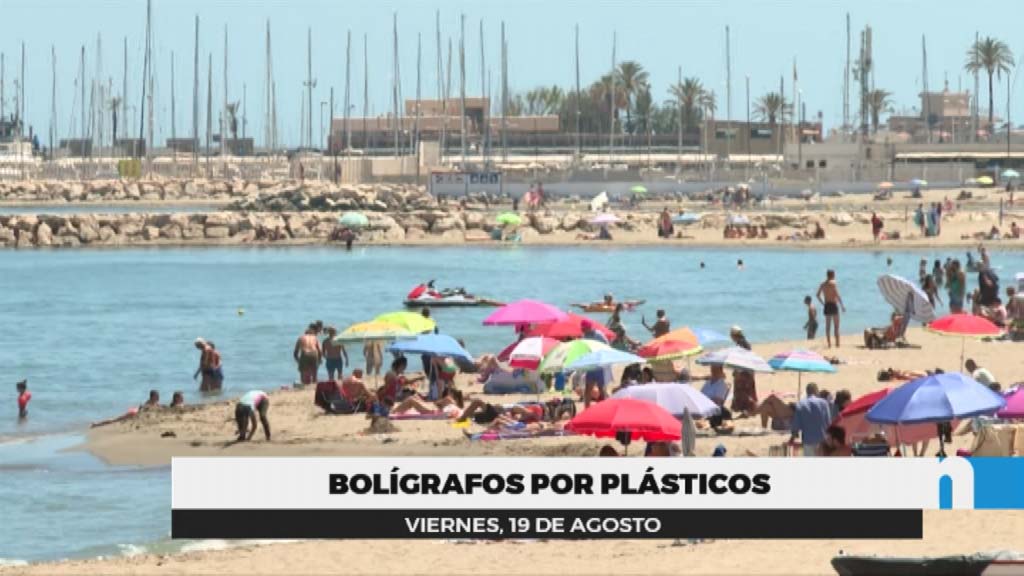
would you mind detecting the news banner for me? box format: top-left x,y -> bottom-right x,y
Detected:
171,457 -> 1024,540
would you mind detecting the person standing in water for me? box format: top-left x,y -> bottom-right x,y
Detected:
293,324 -> 322,385
816,269 -> 846,348
235,390 -> 271,442
193,338 -> 223,392
642,309 -> 671,338
322,327 -> 348,381
16,380 -> 31,420
803,296 -> 818,340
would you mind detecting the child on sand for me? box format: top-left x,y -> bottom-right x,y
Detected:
803,296 -> 818,340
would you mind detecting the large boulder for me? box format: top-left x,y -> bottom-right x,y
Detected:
431,215 -> 464,233
462,212 -> 485,229
78,222 -> 99,243
531,215 -> 559,234
143,226 -> 161,241
160,224 -> 183,240
560,213 -> 583,231
35,222 -> 53,246
205,226 -> 231,239
16,228 -> 35,248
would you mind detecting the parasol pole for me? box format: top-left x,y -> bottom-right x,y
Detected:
960,336 -> 965,372
797,372 -> 802,400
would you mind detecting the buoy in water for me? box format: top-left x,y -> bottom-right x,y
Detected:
237,308 -> 245,316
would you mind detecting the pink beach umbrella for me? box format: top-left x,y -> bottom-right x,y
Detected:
483,299 -> 568,326
997,386 -> 1024,419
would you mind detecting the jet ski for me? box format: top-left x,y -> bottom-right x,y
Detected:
404,282 -> 502,308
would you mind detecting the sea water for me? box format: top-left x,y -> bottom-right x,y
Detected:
0,245 -> 1021,562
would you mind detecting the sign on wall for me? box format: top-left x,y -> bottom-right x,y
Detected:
430,171 -> 503,196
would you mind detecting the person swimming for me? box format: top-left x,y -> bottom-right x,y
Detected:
235,390 -> 271,442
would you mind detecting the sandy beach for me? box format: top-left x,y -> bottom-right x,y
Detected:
1,327 -> 1011,575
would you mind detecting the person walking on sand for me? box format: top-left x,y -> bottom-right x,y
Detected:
790,383 -> 832,456
322,327 -> 349,381
816,269 -> 846,348
803,296 -> 818,340
294,324 -> 322,385
870,212 -> 883,242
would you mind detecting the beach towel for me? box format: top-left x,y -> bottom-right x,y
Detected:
466,429 -> 577,441
388,411 -> 451,421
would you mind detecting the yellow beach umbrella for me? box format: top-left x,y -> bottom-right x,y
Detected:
334,321 -> 413,343
373,311 -> 437,334
977,175 -> 994,186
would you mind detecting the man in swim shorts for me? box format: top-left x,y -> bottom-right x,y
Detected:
294,324 -> 322,385
322,326 -> 348,381
816,269 -> 846,348
235,390 -> 271,442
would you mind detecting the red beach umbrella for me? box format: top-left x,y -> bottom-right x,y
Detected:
926,313 -> 1002,370
566,398 -> 682,447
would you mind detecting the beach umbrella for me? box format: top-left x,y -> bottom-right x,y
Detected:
537,340 -> 611,374
696,347 -> 774,373
524,313 -> 614,341
387,333 -> 473,362
374,311 -> 437,334
565,348 -> 646,372
926,313 -> 1002,370
878,181 -> 895,189
483,299 -> 567,326
726,214 -> 750,225
495,212 -> 522,226
612,382 -> 720,418
768,349 -> 836,399
671,213 -> 702,225
877,274 -> 936,323
566,398 -> 682,450
629,185 -> 648,195
589,213 -> 621,225
338,211 -> 369,228
1003,169 -> 1021,180
997,387 -> 1024,419
909,178 -> 927,187
497,336 -> 560,370
334,321 -> 414,343
690,327 -> 732,350
637,328 -> 702,361
834,387 -> 944,446
977,175 -> 995,186
866,374 -> 1004,455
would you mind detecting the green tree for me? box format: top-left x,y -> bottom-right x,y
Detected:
965,37 -> 1014,131
867,89 -> 893,133
615,60 -> 649,134
668,77 -> 707,132
754,92 -> 791,125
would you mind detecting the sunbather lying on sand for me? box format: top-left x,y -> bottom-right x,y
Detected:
91,390 -> 162,428
877,367 -> 928,382
389,389 -> 465,418
458,398 -> 545,425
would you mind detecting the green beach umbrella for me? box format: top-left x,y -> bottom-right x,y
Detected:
339,212 -> 370,228
495,212 -> 522,226
334,321 -> 414,343
1002,169 -> 1020,180
538,340 -> 612,374
629,185 -> 648,195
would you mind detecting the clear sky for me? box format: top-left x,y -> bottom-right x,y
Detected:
3,0 -> 1023,147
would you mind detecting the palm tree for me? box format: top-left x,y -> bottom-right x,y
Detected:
754,92 -> 791,125
867,89 -> 893,133
616,61 -> 649,134
634,86 -> 653,134
668,77 -> 706,132
965,37 -> 1014,131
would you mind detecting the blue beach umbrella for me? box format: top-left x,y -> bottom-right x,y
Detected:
866,373 -> 1005,425
672,213 -> 702,225
564,348 -> 646,372
387,333 -> 473,362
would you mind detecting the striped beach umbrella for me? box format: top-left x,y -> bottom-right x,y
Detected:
637,328 -> 703,361
877,274 -> 935,323
538,340 -> 611,374
769,349 -> 837,399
